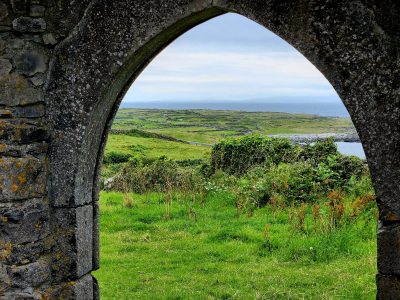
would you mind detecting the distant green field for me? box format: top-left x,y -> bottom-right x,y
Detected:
112,109 -> 354,143
104,109 -> 355,164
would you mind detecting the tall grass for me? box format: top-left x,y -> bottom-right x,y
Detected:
94,190 -> 376,299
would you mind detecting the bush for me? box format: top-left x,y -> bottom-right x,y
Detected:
330,155 -> 368,181
175,159 -> 204,167
247,163 -> 321,205
315,154 -> 368,191
300,138 -> 339,165
103,151 -> 132,164
236,156 -> 369,206
211,135 -> 301,176
110,156 -> 196,193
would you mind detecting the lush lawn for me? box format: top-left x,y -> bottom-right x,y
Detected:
94,192 -> 376,299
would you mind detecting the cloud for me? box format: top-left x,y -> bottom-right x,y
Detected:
122,14 -> 339,103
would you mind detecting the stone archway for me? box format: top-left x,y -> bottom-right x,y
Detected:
0,1 -> 399,299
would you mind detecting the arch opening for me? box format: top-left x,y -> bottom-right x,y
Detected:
94,12 -> 378,298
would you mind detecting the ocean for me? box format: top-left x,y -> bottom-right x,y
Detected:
336,142 -> 365,159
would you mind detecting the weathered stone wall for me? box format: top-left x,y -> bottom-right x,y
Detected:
0,0 -> 95,298
0,0 -> 399,299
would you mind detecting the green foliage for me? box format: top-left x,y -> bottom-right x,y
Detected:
111,156 -> 195,193
330,154 -> 369,181
111,108 -> 355,142
301,138 -> 339,165
211,135 -> 301,175
103,151 -> 132,164
98,109 -> 375,298
175,159 -> 204,167
107,134 -> 370,210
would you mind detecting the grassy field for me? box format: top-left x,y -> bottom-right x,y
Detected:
94,191 -> 376,299
96,109 -> 376,299
111,109 -> 354,144
103,109 -> 355,167
105,134 -> 210,160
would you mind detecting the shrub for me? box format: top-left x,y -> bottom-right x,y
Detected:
301,138 -> 339,165
330,155 -> 368,181
103,151 -> 132,164
175,159 -> 204,167
315,154 -> 368,191
242,162 -> 321,206
110,156 -> 196,193
211,135 -> 301,175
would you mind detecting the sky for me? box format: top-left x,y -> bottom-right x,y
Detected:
122,13 -> 340,103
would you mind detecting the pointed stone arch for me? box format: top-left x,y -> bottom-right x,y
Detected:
1,1 -> 399,298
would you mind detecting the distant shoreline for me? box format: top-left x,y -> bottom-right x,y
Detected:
269,133 -> 360,143
110,128 -> 360,145
120,101 -> 351,118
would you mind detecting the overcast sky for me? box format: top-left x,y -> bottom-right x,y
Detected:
122,13 -> 340,103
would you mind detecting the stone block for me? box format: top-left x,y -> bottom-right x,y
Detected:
0,40 -> 6,54
2,238 -> 51,265
0,58 -> 12,76
13,48 -> 47,76
8,258 -> 50,288
10,0 -> 29,14
378,222 -> 400,275
42,33 -> 57,46
92,201 -> 99,270
0,143 -> 48,158
93,276 -> 99,300
0,26 -> 11,32
47,274 -> 94,300
29,73 -> 45,86
1,289 -> 40,300
0,263 -> 11,295
0,104 -> 45,119
0,156 -> 47,201
12,17 -> 46,33
51,206 -> 93,281
0,199 -> 50,244
377,274 -> 400,300
12,103 -> 46,118
0,110 -> 13,118
76,205 -> 93,277
0,74 -> 43,106
0,2 -> 9,22
0,120 -> 49,144
29,5 -> 45,17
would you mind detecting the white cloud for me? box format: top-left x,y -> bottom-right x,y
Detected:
123,14 -> 339,103
125,47 -> 336,102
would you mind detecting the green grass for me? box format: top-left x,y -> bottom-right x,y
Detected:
94,191 -> 376,299
97,108 -> 374,298
105,134 -> 210,160
111,109 -> 355,144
